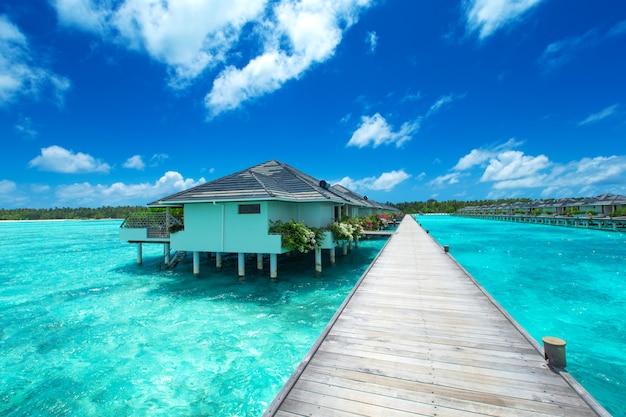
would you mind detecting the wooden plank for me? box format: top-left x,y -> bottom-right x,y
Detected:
262,216 -> 609,417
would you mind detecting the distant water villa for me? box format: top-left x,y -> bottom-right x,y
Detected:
457,193 -> 626,232
120,160 -> 398,278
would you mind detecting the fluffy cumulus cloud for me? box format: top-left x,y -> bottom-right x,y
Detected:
432,139 -> 626,197
479,150 -> 550,182
0,179 -> 17,194
205,0 -> 371,116
464,0 -> 543,40
123,155 -> 145,170
51,0 -> 372,116
0,179 -> 30,208
55,171 -> 204,206
336,169 -> 410,192
0,15 -> 70,106
347,113 -> 419,148
28,145 -> 111,174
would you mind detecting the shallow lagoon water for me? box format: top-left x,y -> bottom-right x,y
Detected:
416,215 -> 625,417
0,220 -> 386,416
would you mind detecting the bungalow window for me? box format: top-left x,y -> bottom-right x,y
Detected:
238,204 -> 261,214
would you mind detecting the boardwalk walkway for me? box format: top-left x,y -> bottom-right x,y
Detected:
263,215 -> 608,416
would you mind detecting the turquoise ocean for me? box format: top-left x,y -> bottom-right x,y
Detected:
0,220 -> 386,416
416,215 -> 625,417
1,217 -> 624,416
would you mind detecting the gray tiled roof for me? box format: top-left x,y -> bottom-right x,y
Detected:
149,160 -> 354,206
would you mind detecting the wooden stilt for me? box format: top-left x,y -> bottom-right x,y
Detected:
342,242 -> 347,256
193,251 -> 200,275
315,247 -> 322,275
238,253 -> 245,277
164,243 -> 170,266
257,253 -> 263,271
270,254 -> 277,280
329,246 -> 336,265
216,252 -> 222,269
137,242 -> 143,265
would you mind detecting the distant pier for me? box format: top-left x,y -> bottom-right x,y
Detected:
457,213 -> 626,232
263,215 -> 609,416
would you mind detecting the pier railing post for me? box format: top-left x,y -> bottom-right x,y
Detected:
542,336 -> 567,369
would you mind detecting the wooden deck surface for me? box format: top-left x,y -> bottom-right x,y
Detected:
263,215 -> 608,417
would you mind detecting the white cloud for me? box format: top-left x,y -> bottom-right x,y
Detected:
426,93 -> 465,117
428,172 -> 465,187
465,0 -> 543,40
453,138 -> 522,170
52,0 -> 109,33
205,0 -> 371,116
479,150 -> 550,182
578,104 -> 619,126
490,155 -> 626,197
54,171 -> 205,206
28,145 -> 111,174
0,15 -> 70,106
52,1 -> 373,116
123,155 -> 145,170
149,153 -> 169,166
336,169 -> 410,192
0,179 -> 17,194
442,138 -> 626,197
347,113 -> 419,148
366,31 -> 378,53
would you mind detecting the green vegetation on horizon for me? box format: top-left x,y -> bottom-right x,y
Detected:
391,198 -> 533,214
0,206 -> 146,221
1,199 -> 541,220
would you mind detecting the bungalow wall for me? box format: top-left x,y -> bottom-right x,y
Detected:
171,200 -> 339,255
170,202 -> 282,254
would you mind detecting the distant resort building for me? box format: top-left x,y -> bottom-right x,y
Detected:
120,160 -> 398,278
457,193 -> 626,231
457,193 -> 626,216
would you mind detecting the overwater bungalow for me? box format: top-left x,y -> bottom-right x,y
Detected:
120,160 -> 397,278
458,194 -> 626,217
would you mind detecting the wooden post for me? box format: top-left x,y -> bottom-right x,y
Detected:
257,253 -> 264,271
342,242 -> 348,256
164,243 -> 170,266
270,254 -> 278,280
238,253 -> 245,277
542,336 -> 567,369
329,246 -> 336,265
137,242 -> 143,265
215,252 -> 222,269
315,247 -> 322,275
193,251 -> 200,275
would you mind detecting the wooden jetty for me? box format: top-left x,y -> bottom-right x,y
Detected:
263,215 -> 609,416
458,213 -> 626,232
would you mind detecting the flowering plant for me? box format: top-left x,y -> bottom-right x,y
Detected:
328,220 -> 363,242
269,220 -> 323,253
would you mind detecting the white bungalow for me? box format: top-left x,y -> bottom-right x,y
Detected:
577,194 -> 626,216
120,160 -> 390,278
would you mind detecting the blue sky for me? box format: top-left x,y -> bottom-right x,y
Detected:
1,0 -> 625,209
